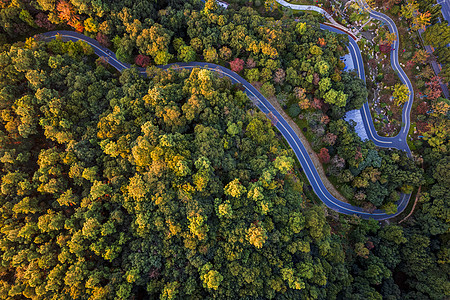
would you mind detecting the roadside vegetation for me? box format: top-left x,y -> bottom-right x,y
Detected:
0,0 -> 448,299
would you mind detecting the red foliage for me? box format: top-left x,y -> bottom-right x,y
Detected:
135,54 -> 151,67
379,44 -> 391,53
383,73 -> 396,86
229,58 -> 245,73
96,57 -> 108,67
416,121 -> 430,133
354,149 -> 363,162
362,201 -> 376,213
416,102 -> 429,115
323,132 -> 337,146
13,23 -> 28,35
376,0 -> 401,10
425,76 -> 442,101
149,267 -> 160,279
368,58 -> 378,70
311,98 -> 323,109
96,32 -> 111,48
318,38 -> 326,47
406,60 -> 415,69
57,0 -> 75,22
318,148 -> 330,164
74,21 -> 84,33
313,73 -> 320,85
35,13 -> 55,30
57,0 -> 81,30
273,68 -> 286,84
321,114 -> 330,125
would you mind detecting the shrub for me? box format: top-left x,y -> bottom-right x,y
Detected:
288,103 -> 301,118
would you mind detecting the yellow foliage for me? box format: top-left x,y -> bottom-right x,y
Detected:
246,223 -> 267,248
413,11 -> 431,31
188,214 -> 209,240
166,219 -> 181,237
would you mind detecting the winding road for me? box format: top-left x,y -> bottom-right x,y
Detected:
356,0 -> 414,154
40,6 -> 414,220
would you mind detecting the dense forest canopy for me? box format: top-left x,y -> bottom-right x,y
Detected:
0,37 -> 349,299
0,0 -> 448,299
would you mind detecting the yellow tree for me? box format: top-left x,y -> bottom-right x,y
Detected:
411,49 -> 429,65
413,11 -> 431,31
200,263 -> 223,290
203,0 -> 218,15
246,223 -> 267,248
400,0 -> 418,20
392,83 -> 410,106
422,119 -> 450,151
384,32 -> 397,45
264,0 -> 277,12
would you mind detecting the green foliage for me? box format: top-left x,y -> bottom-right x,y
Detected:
288,103 -> 301,117
1,1 -> 447,299
0,42 -> 350,299
178,45 -> 196,62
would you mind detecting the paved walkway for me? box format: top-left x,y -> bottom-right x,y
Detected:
276,0 -> 359,38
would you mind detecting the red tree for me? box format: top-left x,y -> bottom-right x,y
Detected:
229,58 -> 244,73
323,132 -> 337,145
96,32 -> 110,47
318,148 -> 330,164
57,0 -> 76,22
313,73 -> 320,85
35,13 -> 55,30
273,68 -> 286,84
135,54 -> 151,67
384,73 -> 396,86
425,76 -> 442,101
416,121 -> 430,133
311,98 -> 323,109
416,102 -> 429,115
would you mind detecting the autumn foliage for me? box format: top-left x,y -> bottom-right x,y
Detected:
229,58 -> 245,73
57,0 -> 83,31
425,76 -> 442,101
318,148 -> 330,164
135,54 -> 151,67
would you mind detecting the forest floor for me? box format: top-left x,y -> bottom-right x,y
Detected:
265,95 -> 349,203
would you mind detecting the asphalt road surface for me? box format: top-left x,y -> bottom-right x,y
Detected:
40,29 -> 412,220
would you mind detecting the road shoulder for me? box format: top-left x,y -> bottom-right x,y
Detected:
265,96 -> 349,204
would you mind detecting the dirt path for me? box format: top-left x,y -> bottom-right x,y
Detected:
267,97 -> 349,204
399,186 -> 421,224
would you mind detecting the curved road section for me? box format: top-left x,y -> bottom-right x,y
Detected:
355,0 -> 414,155
276,2 -> 416,214
278,0 -> 414,155
40,30 -> 409,220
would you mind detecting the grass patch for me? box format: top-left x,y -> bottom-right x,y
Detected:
294,118 -> 315,143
